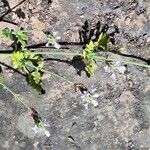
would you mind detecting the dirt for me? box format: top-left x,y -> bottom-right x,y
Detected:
0,0 -> 150,150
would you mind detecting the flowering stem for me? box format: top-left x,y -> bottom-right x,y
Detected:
0,52 -> 149,68
0,51 -> 81,58
25,62 -> 73,84
0,83 -> 29,109
31,51 -> 81,56
92,55 -> 150,68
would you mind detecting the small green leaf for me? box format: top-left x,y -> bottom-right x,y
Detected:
12,51 -> 25,68
27,71 -> 43,94
16,31 -> 27,49
31,71 -> 42,84
82,40 -> 97,76
38,121 -> 46,132
86,41 -> 95,51
0,28 -> 14,40
28,54 -> 44,69
84,59 -> 97,76
97,32 -> 109,50
0,75 -> 4,84
45,34 -> 56,45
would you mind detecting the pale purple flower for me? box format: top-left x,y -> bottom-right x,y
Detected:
104,61 -> 126,74
32,125 -> 39,134
32,120 -> 50,137
110,73 -> 116,81
44,130 -> 50,137
83,103 -> 88,109
104,65 -> 112,73
45,31 -> 61,49
54,42 -> 61,49
115,61 -> 126,73
45,43 -> 49,47
44,119 -> 50,127
92,99 -> 98,107
81,87 -> 99,109
104,61 -> 126,81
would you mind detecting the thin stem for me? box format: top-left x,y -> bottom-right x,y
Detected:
0,83 -> 29,109
93,55 -> 150,68
121,60 -> 150,68
30,51 -> 81,56
0,51 -> 149,68
0,53 -> 12,57
25,62 -> 73,84
0,51 -> 81,58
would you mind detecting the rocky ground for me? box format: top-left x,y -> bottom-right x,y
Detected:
0,0 -> 150,150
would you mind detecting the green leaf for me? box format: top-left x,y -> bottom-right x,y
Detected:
16,31 -> 27,49
31,71 -> 42,84
97,32 -> 109,50
84,59 -> 97,76
82,40 -> 97,76
47,35 -> 56,45
27,71 -> 43,94
28,54 -> 44,69
0,75 -> 4,84
12,51 -> 25,68
0,28 -> 14,40
86,41 -> 95,51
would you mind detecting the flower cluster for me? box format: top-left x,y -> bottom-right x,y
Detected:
32,119 -> 50,137
81,89 -> 99,109
28,107 -> 50,137
104,61 -> 126,81
75,84 -> 99,109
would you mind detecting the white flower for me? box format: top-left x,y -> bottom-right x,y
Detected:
103,61 -> 126,81
32,120 -> 50,137
32,125 -> 39,134
110,73 -> 116,81
81,87 -> 99,109
44,130 -> 50,137
54,42 -> 61,49
104,61 -> 126,74
114,61 -> 126,74
92,99 -> 98,107
45,43 -> 49,47
116,66 -> 126,74
45,31 -> 61,49
104,65 -> 112,73
81,91 -> 91,102
44,119 -> 50,127
83,103 -> 88,109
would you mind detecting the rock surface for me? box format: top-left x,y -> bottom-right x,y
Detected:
0,0 -> 150,150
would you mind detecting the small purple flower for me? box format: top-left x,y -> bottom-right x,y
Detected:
32,120 -> 50,137
104,60 -> 126,81
45,31 -> 61,49
81,86 -> 99,109
54,42 -> 61,49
